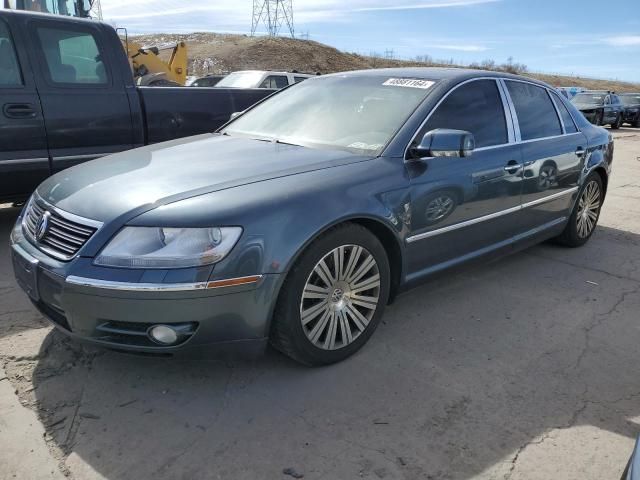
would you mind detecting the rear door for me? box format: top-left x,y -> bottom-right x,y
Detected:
27,17 -> 134,172
503,80 -> 586,231
0,16 -> 49,201
405,79 -> 524,276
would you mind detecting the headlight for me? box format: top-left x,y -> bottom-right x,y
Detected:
94,226 -> 242,268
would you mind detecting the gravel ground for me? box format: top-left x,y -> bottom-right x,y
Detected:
1,128 -> 639,480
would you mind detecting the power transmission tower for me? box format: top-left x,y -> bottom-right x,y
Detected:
251,0 -> 295,38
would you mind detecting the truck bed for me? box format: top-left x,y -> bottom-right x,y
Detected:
138,87 -> 273,144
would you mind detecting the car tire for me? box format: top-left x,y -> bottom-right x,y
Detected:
555,172 -> 604,248
611,114 -> 622,129
595,111 -> 604,126
270,223 -> 390,366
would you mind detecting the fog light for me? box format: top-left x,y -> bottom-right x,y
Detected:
148,325 -> 179,345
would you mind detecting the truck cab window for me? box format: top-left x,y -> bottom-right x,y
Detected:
259,75 -> 289,89
36,27 -> 108,85
0,22 -> 22,86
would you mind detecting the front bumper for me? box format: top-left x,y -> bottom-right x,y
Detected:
11,229 -> 280,357
623,111 -> 639,123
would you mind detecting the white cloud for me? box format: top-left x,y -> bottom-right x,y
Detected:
432,44 -> 490,51
604,35 -> 640,47
102,0 -> 501,33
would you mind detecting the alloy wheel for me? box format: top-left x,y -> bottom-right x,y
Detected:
300,245 -> 381,351
576,180 -> 601,238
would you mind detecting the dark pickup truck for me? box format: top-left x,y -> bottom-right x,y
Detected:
0,10 -> 273,203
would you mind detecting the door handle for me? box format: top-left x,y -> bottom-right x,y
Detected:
504,161 -> 523,174
575,147 -> 586,157
3,103 -> 37,119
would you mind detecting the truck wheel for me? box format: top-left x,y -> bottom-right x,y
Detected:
611,114 -> 622,130
270,223 -> 390,366
555,173 -> 603,248
595,111 -> 604,126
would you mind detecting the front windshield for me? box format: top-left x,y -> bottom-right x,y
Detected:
572,93 -> 605,105
619,94 -> 640,105
222,75 -> 435,155
216,71 -> 264,88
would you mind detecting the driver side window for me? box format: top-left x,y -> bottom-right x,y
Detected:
422,80 -> 508,148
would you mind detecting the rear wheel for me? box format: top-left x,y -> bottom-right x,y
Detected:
270,223 -> 390,365
555,173 -> 603,247
595,111 -> 604,126
611,114 -> 622,129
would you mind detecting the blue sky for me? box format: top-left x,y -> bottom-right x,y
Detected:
101,0 -> 640,82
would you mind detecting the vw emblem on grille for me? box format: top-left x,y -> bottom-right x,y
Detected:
35,211 -> 51,242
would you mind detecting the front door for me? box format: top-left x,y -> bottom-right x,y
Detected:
0,17 -> 49,202
405,79 -> 524,281
27,17 -> 134,172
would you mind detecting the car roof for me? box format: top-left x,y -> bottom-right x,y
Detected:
230,70 -> 313,77
324,67 -> 551,88
0,9 -> 99,25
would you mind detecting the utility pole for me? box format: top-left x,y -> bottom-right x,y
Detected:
251,0 -> 295,38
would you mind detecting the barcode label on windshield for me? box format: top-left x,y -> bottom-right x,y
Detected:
383,78 -> 434,89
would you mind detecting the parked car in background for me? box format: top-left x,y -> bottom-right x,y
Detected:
618,93 -> 640,128
190,74 -> 227,87
0,10 -> 273,203
11,68 -> 613,365
215,70 -> 316,89
571,91 -> 624,128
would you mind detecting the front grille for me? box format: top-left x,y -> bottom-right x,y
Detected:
22,197 -> 98,261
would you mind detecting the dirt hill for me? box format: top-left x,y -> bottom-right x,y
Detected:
133,32 -> 640,92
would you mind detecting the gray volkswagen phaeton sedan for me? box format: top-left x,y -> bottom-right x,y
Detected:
11,68 -> 613,365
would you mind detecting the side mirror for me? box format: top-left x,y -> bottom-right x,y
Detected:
410,129 -> 475,159
230,111 -> 244,120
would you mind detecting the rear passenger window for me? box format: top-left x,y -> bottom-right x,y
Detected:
36,27 -> 108,85
0,21 -> 22,86
259,75 -> 289,89
506,81 -> 562,140
550,93 -> 578,134
422,79 -> 507,148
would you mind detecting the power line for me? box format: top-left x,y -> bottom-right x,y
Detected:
251,0 -> 295,38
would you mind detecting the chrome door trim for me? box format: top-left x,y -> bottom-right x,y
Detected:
52,153 -> 109,162
520,186 -> 579,209
406,204 -> 522,243
496,80 -> 516,143
406,187 -> 579,243
517,132 -> 582,145
0,157 -> 49,165
498,78 -> 522,142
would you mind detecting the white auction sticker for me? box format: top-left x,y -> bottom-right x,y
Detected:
383,78 -> 435,89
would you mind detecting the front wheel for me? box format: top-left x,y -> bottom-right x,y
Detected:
555,173 -> 603,247
270,223 -> 390,365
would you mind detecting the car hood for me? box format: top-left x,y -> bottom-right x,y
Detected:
37,134 -> 371,223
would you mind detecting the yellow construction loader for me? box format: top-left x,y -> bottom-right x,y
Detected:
123,39 -> 188,86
